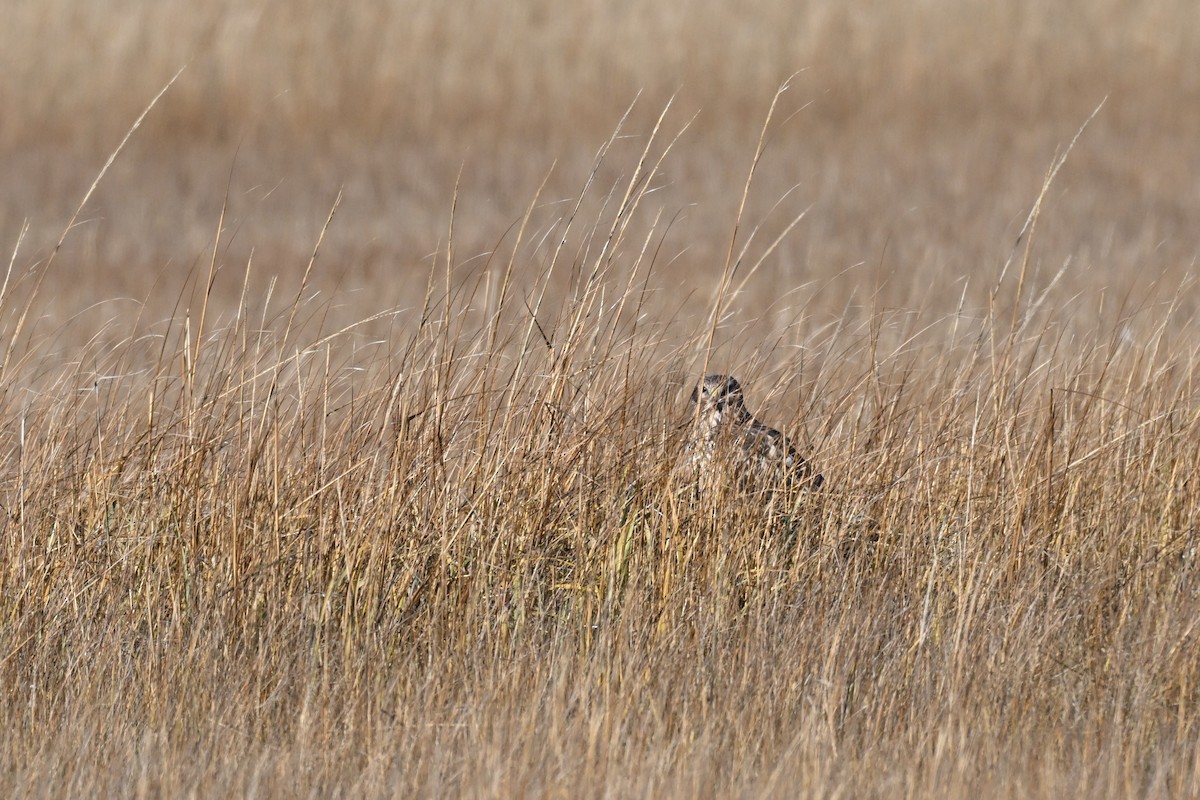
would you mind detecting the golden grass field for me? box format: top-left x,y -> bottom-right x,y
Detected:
2,1 -> 1200,796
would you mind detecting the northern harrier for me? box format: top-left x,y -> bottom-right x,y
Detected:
686,374 -> 824,493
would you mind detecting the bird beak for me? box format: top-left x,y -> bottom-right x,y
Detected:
689,385 -> 698,404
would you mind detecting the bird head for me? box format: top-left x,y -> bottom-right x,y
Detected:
690,374 -> 746,413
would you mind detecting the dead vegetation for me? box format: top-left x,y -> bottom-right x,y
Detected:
0,1 -> 1198,797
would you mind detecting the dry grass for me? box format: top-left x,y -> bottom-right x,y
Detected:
1,1 -> 1199,797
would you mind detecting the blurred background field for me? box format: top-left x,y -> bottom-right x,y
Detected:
2,1 -> 1199,797
3,0 -> 1199,325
